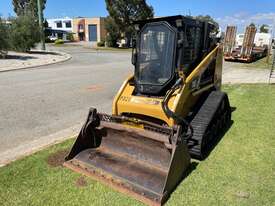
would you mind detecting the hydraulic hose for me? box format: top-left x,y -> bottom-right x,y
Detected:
161,79 -> 193,140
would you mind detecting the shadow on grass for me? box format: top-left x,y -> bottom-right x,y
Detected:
28,51 -> 61,55
185,161 -> 199,176
168,107 -> 237,205
202,106 -> 236,160
4,55 -> 38,60
163,161 -> 198,205
1,51 -> 61,61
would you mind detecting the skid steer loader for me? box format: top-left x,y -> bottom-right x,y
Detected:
64,15 -> 231,205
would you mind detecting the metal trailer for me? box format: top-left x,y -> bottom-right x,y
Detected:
224,25 -> 268,63
223,26 -> 237,57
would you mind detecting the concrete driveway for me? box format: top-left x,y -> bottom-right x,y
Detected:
223,61 -> 270,84
0,44 -> 271,165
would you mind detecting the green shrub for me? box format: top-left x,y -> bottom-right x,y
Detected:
9,15 -> 40,52
0,18 -> 10,57
66,33 -> 74,42
54,39 -> 64,45
97,41 -> 105,47
105,16 -> 119,47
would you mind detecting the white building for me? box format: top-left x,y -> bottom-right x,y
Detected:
47,17 -> 73,40
47,17 -> 73,32
236,33 -> 271,47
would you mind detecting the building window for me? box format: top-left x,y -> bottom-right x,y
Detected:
78,24 -> 84,30
56,21 -> 62,28
65,21 -> 72,28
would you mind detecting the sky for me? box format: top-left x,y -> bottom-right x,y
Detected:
1,0 -> 275,32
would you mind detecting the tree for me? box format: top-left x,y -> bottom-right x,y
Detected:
12,0 -> 47,50
260,24 -> 269,33
196,15 -> 219,34
9,15 -> 40,52
105,0 -> 154,46
43,19 -> 48,28
105,16 -> 120,47
249,23 -> 256,27
44,19 -> 51,37
0,18 -> 10,57
13,0 -> 46,18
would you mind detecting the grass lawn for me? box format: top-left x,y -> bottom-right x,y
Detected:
0,84 -> 275,206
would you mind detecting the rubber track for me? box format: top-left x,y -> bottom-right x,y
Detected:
187,91 -> 231,160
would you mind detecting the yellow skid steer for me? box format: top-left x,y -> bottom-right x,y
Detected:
64,15 -> 231,205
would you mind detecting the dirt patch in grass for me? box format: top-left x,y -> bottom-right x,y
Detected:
235,191 -> 250,199
75,176 -> 88,188
47,149 -> 69,167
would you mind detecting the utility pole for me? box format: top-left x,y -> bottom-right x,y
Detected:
37,0 -> 45,50
264,24 -> 273,64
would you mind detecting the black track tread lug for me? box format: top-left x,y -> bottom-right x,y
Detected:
187,91 -> 231,160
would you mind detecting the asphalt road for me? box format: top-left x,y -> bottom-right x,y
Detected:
0,46 -> 133,153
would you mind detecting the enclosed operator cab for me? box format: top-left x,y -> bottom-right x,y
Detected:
132,15 -> 218,96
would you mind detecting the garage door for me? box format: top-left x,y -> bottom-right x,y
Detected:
88,25 -> 97,42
